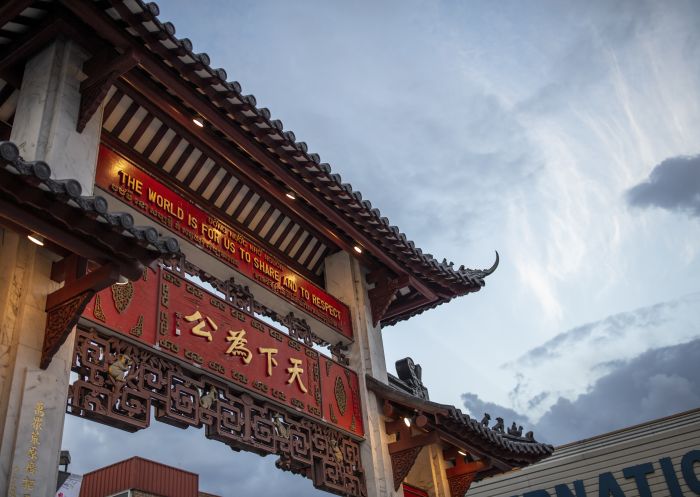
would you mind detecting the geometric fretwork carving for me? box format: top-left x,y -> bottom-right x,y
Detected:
390,446 -> 423,491
445,458 -> 488,497
448,472 -> 476,497
67,328 -> 366,497
40,290 -> 95,369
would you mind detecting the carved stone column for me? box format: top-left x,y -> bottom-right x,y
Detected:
325,251 -> 402,497
1,38 -> 103,497
0,231 -> 67,497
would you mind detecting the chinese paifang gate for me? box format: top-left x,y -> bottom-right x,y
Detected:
0,2 -> 553,496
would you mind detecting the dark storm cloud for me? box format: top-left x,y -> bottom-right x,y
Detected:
461,338 -> 700,446
536,338 -> 700,444
626,154 -> 700,217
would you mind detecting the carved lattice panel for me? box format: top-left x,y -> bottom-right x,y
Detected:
67,328 -> 366,497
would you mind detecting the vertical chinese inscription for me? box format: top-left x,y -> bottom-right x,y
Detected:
17,401 -> 45,495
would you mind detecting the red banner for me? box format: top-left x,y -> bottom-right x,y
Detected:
95,146 -> 353,339
81,267 -> 363,437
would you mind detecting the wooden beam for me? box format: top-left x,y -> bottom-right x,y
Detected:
434,429 -> 511,472
0,6 -> 102,77
78,48 -> 139,132
113,74 -> 340,258
45,261 -> 121,310
50,253 -> 87,283
81,48 -> 139,90
0,0 -> 34,28
388,431 -> 439,454
0,17 -> 63,75
100,131 -> 325,287
445,458 -> 489,477
382,294 -> 440,323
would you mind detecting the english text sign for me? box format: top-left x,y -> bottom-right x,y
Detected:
95,146 -> 353,339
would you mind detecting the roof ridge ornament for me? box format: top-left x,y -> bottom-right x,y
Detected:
460,251 -> 499,282
482,250 -> 500,276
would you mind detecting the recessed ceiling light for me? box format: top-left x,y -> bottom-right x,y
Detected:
403,416 -> 412,427
353,245 -> 362,254
286,191 -> 296,200
27,233 -> 44,246
458,450 -> 467,456
192,116 -> 204,127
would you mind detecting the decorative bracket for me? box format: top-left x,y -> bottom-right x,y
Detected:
40,257 -> 123,369
387,423 -> 439,490
41,290 -> 95,369
77,48 -> 139,132
391,446 -> 423,491
368,270 -> 409,326
444,455 -> 489,497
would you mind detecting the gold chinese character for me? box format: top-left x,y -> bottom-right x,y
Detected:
30,432 -> 39,446
26,446 -> 37,462
286,358 -> 308,393
25,461 -> 37,475
31,417 -> 43,432
225,330 -> 252,363
21,476 -> 35,491
184,311 -> 218,341
33,402 -> 44,415
259,347 -> 279,376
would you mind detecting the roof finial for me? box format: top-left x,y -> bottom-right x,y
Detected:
482,250 -> 499,276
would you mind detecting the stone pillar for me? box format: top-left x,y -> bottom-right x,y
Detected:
10,37 -> 103,194
0,37 -> 103,497
0,232 -> 71,497
325,251 -> 402,497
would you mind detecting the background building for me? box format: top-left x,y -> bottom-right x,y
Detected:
67,456 -> 219,497
467,408 -> 700,497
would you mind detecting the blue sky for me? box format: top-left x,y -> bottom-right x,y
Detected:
63,1 -> 700,495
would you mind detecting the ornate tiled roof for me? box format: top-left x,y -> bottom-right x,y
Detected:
114,0 -> 497,288
368,374 -> 553,470
0,0 -> 498,324
0,140 -> 180,262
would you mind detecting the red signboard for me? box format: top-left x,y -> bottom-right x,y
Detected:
95,145 -> 353,339
81,267 -> 363,437
157,269 -> 322,419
